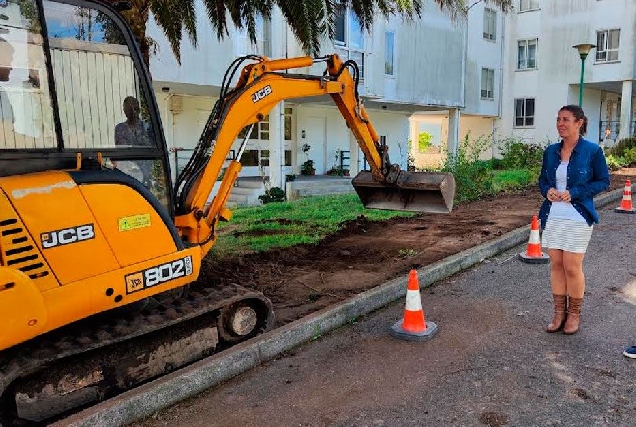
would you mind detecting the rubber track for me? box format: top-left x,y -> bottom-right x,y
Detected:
0,283 -> 273,400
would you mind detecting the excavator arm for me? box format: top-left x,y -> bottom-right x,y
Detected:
173,54 -> 455,254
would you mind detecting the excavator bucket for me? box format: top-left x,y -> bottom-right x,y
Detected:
351,170 -> 456,214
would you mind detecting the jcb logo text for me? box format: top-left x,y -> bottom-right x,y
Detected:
41,224 -> 95,249
251,85 -> 272,103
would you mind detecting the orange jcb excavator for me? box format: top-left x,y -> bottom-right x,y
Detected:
0,0 -> 455,423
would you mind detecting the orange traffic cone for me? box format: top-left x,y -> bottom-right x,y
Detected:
390,269 -> 438,341
614,179 -> 635,214
518,215 -> 549,264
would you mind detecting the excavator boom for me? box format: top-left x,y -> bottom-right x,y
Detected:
175,54 -> 456,250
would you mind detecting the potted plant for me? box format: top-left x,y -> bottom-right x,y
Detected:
326,166 -> 350,176
300,143 -> 315,175
301,159 -> 315,175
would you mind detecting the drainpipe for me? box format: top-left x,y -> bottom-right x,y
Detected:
497,13 -> 505,119
493,11 -> 505,158
460,13 -> 468,109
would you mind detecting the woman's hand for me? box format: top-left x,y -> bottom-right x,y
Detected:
547,188 -> 562,202
559,190 -> 571,202
547,188 -> 571,202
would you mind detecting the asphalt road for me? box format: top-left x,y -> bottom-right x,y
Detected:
119,201 -> 636,427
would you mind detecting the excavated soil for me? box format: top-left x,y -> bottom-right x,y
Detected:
197,169 -> 636,328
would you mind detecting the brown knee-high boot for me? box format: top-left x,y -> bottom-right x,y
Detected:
563,297 -> 583,335
546,294 -> 567,333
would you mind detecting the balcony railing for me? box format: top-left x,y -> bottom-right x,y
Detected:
598,121 -> 636,142
599,121 -> 620,142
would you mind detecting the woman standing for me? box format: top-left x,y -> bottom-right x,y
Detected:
538,104 -> 610,335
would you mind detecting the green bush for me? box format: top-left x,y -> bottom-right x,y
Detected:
497,138 -> 544,170
493,169 -> 540,192
604,153 -> 625,171
624,148 -> 636,166
490,157 -> 505,170
258,187 -> 286,204
607,137 -> 636,164
441,133 -> 494,202
418,131 -> 433,152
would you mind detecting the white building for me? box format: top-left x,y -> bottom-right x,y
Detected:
498,0 -> 636,147
146,0 -> 506,200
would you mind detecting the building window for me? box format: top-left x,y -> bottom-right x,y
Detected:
238,109 -> 290,141
514,98 -> 535,127
596,29 -> 620,62
517,38 -> 537,69
334,8 -> 365,78
260,149 -> 269,167
241,150 -> 260,166
385,31 -> 395,76
284,150 -> 292,166
284,107 -> 293,140
519,0 -> 539,12
483,8 -> 496,41
238,114 -> 270,140
481,68 -> 494,99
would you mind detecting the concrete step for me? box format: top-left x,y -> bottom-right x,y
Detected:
231,187 -> 263,196
222,176 -> 358,206
235,178 -> 267,189
290,178 -> 352,188
228,193 -> 261,206
287,182 -> 354,200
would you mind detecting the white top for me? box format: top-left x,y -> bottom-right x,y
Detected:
549,161 -> 586,223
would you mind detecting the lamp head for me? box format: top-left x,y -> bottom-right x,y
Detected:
573,43 -> 596,60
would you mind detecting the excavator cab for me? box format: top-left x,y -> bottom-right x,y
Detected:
0,0 -> 173,213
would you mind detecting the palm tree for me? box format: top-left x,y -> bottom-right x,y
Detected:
105,0 -> 512,68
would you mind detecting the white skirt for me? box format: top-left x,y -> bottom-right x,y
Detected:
541,217 -> 593,253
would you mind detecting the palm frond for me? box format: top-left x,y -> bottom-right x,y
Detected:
150,0 -> 197,65
276,0 -> 323,56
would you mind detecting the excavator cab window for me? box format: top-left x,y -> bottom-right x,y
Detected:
0,0 -> 55,150
0,0 -> 172,211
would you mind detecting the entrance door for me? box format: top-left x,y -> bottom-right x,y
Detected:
303,117 -> 326,174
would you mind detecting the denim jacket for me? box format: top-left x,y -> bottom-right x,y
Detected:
538,136 -> 610,229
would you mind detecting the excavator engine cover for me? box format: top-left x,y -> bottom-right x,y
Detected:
351,170 -> 456,213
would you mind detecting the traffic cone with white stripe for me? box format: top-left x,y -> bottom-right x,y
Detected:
614,179 -> 635,213
390,269 -> 438,341
518,215 -> 549,264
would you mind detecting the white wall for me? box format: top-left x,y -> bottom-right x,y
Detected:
367,6 -> 467,107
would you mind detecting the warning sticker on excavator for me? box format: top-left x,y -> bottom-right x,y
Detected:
118,214 -> 151,232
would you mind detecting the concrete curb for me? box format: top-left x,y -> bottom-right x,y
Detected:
54,186 -> 626,427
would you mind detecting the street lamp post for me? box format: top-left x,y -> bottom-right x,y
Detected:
573,43 -> 596,107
